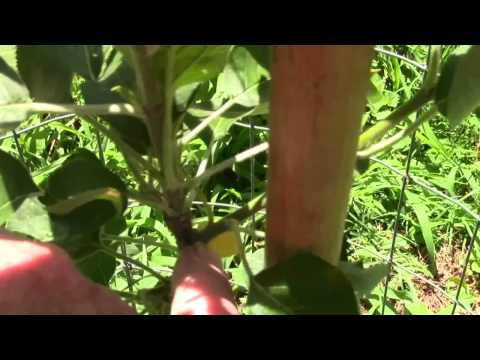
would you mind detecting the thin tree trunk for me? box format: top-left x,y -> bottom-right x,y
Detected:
266,45 -> 373,267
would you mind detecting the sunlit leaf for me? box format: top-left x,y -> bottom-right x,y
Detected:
339,261 -> 389,298
435,45 -> 480,127
0,57 -> 30,133
0,149 -> 39,225
246,252 -> 359,315
407,191 -> 437,275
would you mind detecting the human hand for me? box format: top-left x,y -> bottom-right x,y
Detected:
170,243 -> 239,315
0,232 -> 136,315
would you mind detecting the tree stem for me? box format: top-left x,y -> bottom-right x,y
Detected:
1,102 -> 144,119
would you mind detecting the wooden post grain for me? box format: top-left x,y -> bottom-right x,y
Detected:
266,45 -> 373,266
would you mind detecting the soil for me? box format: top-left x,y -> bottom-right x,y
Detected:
411,244 -> 480,314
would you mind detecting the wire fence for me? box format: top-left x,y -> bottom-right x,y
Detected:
0,45 -> 477,315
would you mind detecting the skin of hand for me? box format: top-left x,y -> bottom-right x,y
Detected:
0,231 -> 136,315
170,242 -> 239,315
0,231 -> 239,315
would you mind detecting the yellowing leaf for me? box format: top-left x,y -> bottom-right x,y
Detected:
207,229 -> 241,258
47,187 -> 124,216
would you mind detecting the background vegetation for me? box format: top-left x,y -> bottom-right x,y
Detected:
1,45 -> 478,315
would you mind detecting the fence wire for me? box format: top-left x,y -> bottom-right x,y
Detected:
1,45 -> 478,315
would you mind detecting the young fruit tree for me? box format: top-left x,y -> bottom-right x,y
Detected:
0,45 -> 478,314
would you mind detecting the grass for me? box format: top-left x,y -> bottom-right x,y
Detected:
1,45 -> 479,315
348,45 -> 480,314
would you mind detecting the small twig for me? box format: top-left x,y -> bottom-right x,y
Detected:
190,142 -> 269,188
358,46 -> 442,150
181,100 -> 237,145
234,122 -> 269,131
180,81 -> 264,145
0,102 -> 144,120
191,200 -> 241,209
0,114 -> 75,141
112,290 -> 141,302
102,234 -> 178,253
101,246 -> 166,281
83,117 -> 162,181
358,89 -> 434,150
239,227 -> 266,239
119,240 -> 135,307
186,138 -> 216,208
127,191 -> 174,215
357,107 -> 437,159
225,194 -> 267,223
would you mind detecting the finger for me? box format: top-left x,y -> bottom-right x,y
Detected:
170,243 -> 239,315
0,237 -> 136,315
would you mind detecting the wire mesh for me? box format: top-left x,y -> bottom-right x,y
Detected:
380,45 -> 432,314
0,45 -> 478,315
244,45 -> 479,315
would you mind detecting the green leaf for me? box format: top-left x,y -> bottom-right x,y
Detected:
0,45 -> 19,72
175,82 -> 200,111
99,47 -> 136,88
407,192 -> 437,275
113,46 -> 134,65
231,248 -> 265,289
0,56 -> 31,133
5,196 -> 68,241
404,302 -> 434,315
31,155 -> 69,185
53,229 -> 117,285
150,251 -> 177,267
223,46 -> 265,107
17,45 -> 77,103
3,194 -> 107,247
446,167 -> 457,196
47,187 -> 124,217
246,252 -> 359,315
210,117 -> 245,140
0,149 -> 39,225
243,248 -> 265,275
103,215 -> 128,237
43,148 -> 126,202
355,158 -> 370,174
84,45 -> 104,80
367,73 -> 399,115
243,45 -> 272,71
152,219 -> 177,246
41,149 -> 127,234
81,81 -> 150,154
174,45 -> 231,88
138,279 -> 172,315
471,261 -> 480,274
151,45 -> 230,90
338,261 -> 389,298
435,45 -> 480,127
75,247 -> 116,286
